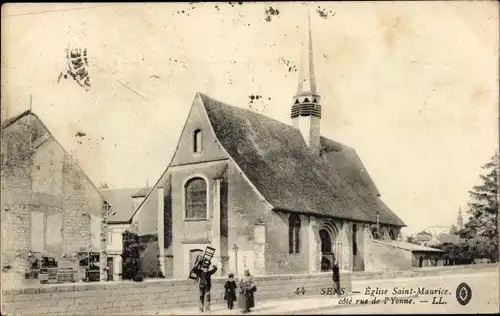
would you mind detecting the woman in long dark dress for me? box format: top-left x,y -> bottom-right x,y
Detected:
238,269 -> 256,313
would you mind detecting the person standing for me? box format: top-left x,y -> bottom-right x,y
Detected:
196,264 -> 218,312
332,259 -> 341,297
224,273 -> 237,310
238,269 -> 256,313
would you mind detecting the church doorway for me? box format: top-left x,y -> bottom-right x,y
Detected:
320,229 -> 334,272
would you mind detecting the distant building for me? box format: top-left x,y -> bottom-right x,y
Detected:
426,233 -> 461,246
372,240 -> 444,268
100,187 -> 151,280
1,110 -> 108,288
415,233 -> 432,244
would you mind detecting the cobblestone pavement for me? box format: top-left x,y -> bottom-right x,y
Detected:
118,271 -> 499,315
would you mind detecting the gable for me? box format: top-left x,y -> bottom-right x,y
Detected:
170,94 -> 228,166
1,111 -> 107,206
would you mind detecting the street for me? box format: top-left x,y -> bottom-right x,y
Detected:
144,271 -> 499,315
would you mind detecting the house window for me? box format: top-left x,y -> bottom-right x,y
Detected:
288,214 -> 301,254
30,212 -> 63,253
185,177 -> 207,219
193,129 -> 202,153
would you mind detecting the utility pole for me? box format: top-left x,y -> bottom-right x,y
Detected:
232,244 -> 238,275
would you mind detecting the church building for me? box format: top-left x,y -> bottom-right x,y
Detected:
132,16 -> 406,278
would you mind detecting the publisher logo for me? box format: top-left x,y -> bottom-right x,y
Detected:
456,282 -> 472,306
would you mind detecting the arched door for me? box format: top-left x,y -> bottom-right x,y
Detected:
320,229 -> 333,272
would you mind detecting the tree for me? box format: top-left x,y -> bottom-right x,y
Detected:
460,152 -> 499,262
121,230 -> 140,280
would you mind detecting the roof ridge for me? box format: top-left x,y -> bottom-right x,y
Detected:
198,92 -> 300,130
1,109 -> 32,129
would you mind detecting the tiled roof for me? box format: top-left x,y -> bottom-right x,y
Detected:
100,188 -> 147,223
437,233 -> 461,245
200,93 -> 405,226
375,240 -> 444,253
416,234 -> 432,242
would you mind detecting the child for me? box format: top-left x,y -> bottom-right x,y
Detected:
224,273 -> 237,310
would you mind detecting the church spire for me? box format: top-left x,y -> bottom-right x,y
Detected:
291,12 -> 322,155
296,12 -> 317,96
457,207 -> 464,231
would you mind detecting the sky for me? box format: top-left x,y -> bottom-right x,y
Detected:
1,2 -> 498,235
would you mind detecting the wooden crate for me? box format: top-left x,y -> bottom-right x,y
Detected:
57,267 -> 75,283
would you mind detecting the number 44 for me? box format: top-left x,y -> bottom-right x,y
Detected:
295,287 -> 306,295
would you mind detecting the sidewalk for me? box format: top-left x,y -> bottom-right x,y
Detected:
127,293 -> 419,315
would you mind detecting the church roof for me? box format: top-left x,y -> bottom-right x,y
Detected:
200,93 -> 405,226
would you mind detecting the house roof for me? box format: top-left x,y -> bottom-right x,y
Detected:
100,188 -> 147,223
2,110 -> 31,129
2,110 -> 109,204
437,233 -> 461,245
200,93 -> 405,226
375,240 -> 444,253
415,234 -> 432,242
131,187 -> 152,198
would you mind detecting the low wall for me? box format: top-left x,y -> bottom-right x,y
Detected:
2,264 -> 497,316
351,263 -> 498,281
1,272 -> 352,316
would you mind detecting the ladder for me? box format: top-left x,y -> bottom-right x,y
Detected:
188,246 -> 216,280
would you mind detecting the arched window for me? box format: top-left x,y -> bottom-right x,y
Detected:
288,214 -> 301,254
185,177 -> 207,219
193,129 -> 202,153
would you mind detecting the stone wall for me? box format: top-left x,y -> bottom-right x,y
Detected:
1,113 -> 106,288
1,272 -> 353,316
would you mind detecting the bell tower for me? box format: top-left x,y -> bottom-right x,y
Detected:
291,12 -> 321,156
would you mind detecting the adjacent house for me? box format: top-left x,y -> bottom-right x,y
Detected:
100,187 -> 150,280
1,110 -> 108,288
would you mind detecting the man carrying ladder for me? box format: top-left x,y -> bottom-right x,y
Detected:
196,263 -> 218,312
189,246 -> 217,312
